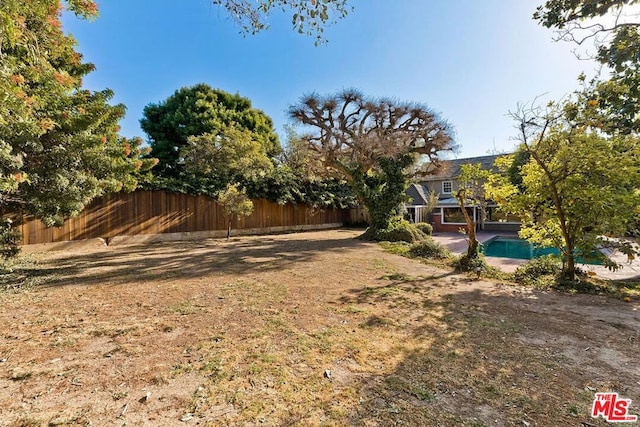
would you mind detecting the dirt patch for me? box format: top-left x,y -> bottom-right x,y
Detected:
1,229 -> 638,426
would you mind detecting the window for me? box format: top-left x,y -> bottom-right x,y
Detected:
404,207 -> 416,223
486,207 -> 520,223
442,181 -> 453,194
442,207 -> 473,224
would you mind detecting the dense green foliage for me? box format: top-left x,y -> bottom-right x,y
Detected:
414,222 -> 433,235
0,219 -> 21,260
180,127 -> 274,197
454,253 -> 502,277
513,255 -> 562,287
360,217 -> 427,243
408,238 -> 450,260
0,0 -> 155,237
535,1 -> 640,134
350,154 -> 415,232
244,167 -> 357,209
139,85 -> 357,209
488,103 -> 640,281
141,84 -> 280,178
218,184 -> 254,239
526,1 -> 640,284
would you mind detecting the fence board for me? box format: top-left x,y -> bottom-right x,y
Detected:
17,190 -> 352,245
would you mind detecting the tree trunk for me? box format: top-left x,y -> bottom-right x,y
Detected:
563,243 -> 576,282
528,149 -> 575,283
227,219 -> 231,240
467,224 -> 479,258
456,192 -> 479,259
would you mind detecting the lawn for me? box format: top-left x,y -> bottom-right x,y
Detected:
0,229 -> 638,426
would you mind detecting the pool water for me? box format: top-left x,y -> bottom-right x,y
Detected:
482,237 -> 604,265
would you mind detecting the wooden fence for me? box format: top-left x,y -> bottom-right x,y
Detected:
346,206 -> 370,225
17,190 -> 353,245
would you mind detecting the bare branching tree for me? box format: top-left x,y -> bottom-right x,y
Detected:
289,90 -> 455,234
289,90 -> 454,178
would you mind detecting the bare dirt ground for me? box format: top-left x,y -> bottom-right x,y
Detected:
0,229 -> 638,426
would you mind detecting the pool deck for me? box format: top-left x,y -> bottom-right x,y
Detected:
430,231 -> 640,280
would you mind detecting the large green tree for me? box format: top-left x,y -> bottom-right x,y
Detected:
0,0 -> 154,229
487,101 -> 640,282
180,126 -> 274,197
534,0 -> 640,244
455,163 -> 493,260
140,84 -> 280,179
289,90 -> 455,236
534,0 -> 640,134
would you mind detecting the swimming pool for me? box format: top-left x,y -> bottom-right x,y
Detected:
482,237 -> 603,264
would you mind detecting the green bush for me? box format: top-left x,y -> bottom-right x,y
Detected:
360,217 -> 427,243
0,219 -> 20,261
452,253 -> 505,279
513,255 -> 562,287
414,222 -> 433,235
408,238 -> 451,260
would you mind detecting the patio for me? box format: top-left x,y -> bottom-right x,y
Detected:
430,231 -> 640,280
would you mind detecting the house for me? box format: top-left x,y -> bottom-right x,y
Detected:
404,183 -> 433,223
407,154 -> 520,233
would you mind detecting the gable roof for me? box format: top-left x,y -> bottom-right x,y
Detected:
406,183 -> 431,206
422,154 -> 503,181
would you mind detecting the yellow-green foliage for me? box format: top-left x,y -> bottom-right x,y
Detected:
408,238 -> 450,260
361,217 -> 427,243
414,222 -> 433,235
487,119 -> 640,282
218,184 -> 254,219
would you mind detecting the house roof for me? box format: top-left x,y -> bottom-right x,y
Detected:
405,183 -> 431,206
435,197 -> 460,206
422,154 -> 503,181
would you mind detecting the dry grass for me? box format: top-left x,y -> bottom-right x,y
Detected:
0,229 -> 638,426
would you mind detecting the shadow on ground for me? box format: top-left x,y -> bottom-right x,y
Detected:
21,231 -> 371,288
338,276 -> 640,426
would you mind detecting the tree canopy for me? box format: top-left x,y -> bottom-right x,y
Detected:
534,0 -> 640,67
180,126 -> 274,197
289,90 -> 455,236
211,0 -> 351,44
487,100 -> 640,281
218,183 -> 254,239
242,126 -> 357,209
141,84 -> 280,179
455,163 -> 493,261
0,0 -> 155,228
535,0 -> 640,134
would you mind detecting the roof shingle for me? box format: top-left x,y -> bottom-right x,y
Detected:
422,154 -> 503,181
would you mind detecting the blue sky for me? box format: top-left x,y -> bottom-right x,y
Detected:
62,0 -> 598,158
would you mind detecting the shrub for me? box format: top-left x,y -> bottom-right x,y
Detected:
456,253 -> 486,271
451,253 -> 505,279
379,241 -> 411,257
414,222 -> 433,235
0,219 -> 20,261
360,217 -> 427,243
408,238 -> 451,260
513,255 -> 562,287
